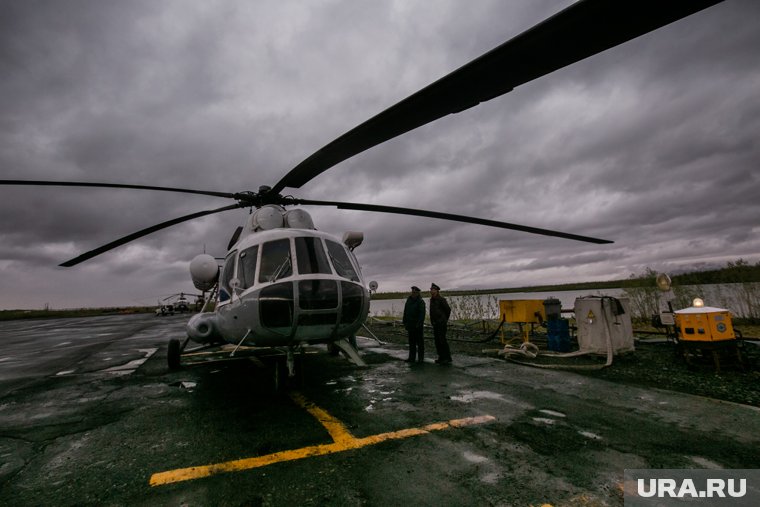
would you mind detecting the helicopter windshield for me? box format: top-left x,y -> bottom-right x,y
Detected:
259,239 -> 292,283
238,245 -> 259,290
326,240 -> 360,282
219,251 -> 237,302
295,237 -> 331,275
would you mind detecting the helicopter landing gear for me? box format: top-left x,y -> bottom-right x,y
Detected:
167,336 -> 191,370
168,339 -> 181,369
273,357 -> 288,393
331,338 -> 366,367
271,347 -> 305,393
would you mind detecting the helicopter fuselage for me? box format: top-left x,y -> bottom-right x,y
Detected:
187,225 -> 369,348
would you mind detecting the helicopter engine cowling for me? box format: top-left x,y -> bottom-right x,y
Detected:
186,312 -> 220,344
189,254 -> 219,291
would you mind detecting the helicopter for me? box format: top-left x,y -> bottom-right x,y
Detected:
0,1 -> 722,380
154,292 -> 204,316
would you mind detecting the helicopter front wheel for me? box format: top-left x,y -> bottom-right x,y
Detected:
167,338 -> 182,370
272,358 -> 287,393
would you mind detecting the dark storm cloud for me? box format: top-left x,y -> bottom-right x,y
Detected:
1,0 -> 759,309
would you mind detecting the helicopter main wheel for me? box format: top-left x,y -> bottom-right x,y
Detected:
167,338 -> 182,370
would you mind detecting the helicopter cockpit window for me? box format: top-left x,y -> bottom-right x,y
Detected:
326,240 -> 360,282
260,282 -> 294,330
259,239 -> 293,283
340,282 -> 364,324
238,245 -> 259,290
295,237 -> 331,275
219,252 -> 237,302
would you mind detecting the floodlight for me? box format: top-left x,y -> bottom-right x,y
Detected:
656,273 -> 672,291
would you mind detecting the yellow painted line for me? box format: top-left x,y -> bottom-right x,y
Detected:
149,391 -> 495,487
288,391 -> 356,444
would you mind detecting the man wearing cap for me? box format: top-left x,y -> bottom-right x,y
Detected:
429,283 -> 452,364
402,286 -> 426,363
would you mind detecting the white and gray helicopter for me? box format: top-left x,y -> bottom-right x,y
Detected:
154,292 -> 203,316
0,1 -> 721,382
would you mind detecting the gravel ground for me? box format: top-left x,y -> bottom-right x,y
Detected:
365,320 -> 760,408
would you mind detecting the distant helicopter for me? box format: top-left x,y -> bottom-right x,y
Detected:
154,300 -> 174,317
0,1 -> 722,382
154,292 -> 203,316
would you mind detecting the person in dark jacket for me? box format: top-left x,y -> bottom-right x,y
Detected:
429,283 -> 452,364
402,286 -> 426,363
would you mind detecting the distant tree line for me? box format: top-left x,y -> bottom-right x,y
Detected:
373,259 -> 760,300
622,259 -> 760,287
622,259 -> 760,321
0,307 -> 154,321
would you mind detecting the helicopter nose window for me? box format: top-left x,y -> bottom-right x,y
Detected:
340,282 -> 364,324
295,237 -> 331,275
259,238 -> 293,283
238,245 -> 259,290
260,282 -> 293,329
299,280 -> 338,309
326,240 -> 360,282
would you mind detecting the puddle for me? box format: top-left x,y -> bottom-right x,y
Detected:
480,472 -> 500,485
170,381 -> 197,391
358,371 -> 400,409
690,456 -> 722,469
578,430 -> 602,440
539,409 -> 566,418
102,348 -> 158,375
463,451 -> 489,464
450,390 -> 505,403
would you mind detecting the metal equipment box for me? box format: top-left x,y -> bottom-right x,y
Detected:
499,299 -> 545,324
574,296 -> 634,355
674,307 -> 735,342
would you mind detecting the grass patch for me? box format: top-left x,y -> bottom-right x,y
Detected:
0,307 -> 154,321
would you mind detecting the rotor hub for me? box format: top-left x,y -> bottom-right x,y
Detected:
233,187 -> 292,208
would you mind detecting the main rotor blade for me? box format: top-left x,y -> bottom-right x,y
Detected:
293,199 -> 612,245
0,180 -> 235,199
59,203 -> 244,267
271,0 -> 721,194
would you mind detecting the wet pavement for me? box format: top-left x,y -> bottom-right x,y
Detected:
1,313 -> 759,506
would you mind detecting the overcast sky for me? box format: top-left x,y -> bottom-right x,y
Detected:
1,0 -> 759,310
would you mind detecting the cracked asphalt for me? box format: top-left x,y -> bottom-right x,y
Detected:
1,313 -> 759,506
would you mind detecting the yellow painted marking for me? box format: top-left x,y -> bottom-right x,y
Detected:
288,391 -> 355,444
149,391 -> 495,486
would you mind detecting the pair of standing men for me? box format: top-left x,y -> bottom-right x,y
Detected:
402,284 -> 452,364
